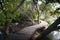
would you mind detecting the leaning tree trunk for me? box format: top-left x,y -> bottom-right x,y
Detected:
35,17 -> 60,40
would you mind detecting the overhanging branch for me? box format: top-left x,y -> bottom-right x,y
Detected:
11,0 -> 25,13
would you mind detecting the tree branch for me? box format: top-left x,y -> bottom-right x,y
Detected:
11,0 -> 25,13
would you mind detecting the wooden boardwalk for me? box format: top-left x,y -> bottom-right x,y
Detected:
7,21 -> 48,40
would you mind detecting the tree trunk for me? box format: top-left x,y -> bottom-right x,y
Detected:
35,17 -> 60,40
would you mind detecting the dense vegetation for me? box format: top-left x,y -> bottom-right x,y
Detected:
0,0 -> 60,25
0,0 -> 60,40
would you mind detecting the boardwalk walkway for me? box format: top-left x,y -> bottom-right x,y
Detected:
7,21 -> 48,40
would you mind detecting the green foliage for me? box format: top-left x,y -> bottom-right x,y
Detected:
0,13 -> 6,25
0,0 -> 20,25
32,11 -> 38,20
0,0 -> 60,26
54,8 -> 60,13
